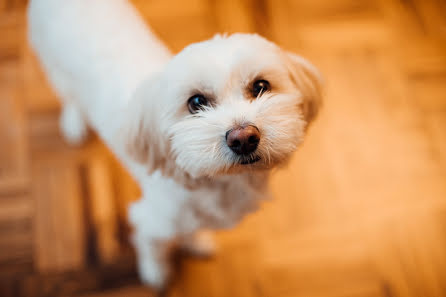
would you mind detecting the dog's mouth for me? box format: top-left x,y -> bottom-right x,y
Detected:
239,155 -> 261,165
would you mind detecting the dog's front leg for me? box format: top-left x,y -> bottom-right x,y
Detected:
179,230 -> 216,257
132,231 -> 172,290
129,195 -> 177,290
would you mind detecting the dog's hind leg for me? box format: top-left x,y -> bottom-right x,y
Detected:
42,61 -> 89,145
59,102 -> 88,145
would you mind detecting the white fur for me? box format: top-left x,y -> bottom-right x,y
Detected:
28,0 -> 322,289
59,102 -> 88,145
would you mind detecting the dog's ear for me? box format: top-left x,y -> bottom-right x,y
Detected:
119,76 -> 168,173
284,52 -> 323,126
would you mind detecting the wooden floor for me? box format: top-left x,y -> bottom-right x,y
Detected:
1,0 -> 446,296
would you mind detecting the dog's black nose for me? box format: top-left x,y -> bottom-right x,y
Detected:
226,125 -> 260,155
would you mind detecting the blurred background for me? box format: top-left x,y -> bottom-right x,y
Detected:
1,0 -> 446,296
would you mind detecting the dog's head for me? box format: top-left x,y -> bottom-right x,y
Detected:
121,34 -> 322,180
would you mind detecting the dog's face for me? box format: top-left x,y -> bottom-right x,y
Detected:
122,34 -> 322,180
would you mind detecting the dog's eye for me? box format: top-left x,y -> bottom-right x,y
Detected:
187,94 -> 209,114
252,80 -> 270,97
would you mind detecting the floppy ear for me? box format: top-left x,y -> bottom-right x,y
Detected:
285,52 -> 323,126
118,76 -> 169,173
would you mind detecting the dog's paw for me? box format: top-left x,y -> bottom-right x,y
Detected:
60,103 -> 88,145
180,231 -> 216,257
137,255 -> 169,290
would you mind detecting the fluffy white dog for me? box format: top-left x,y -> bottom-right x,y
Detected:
28,0 -> 322,289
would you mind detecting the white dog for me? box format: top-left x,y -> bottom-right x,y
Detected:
28,0 -> 322,289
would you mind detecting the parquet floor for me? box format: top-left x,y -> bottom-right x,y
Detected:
1,0 -> 446,296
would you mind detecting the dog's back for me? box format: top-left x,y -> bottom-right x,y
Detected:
28,0 -> 171,144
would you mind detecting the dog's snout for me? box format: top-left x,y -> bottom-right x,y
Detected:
226,125 -> 260,155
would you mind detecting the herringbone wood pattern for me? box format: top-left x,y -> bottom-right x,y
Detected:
1,0 -> 446,296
